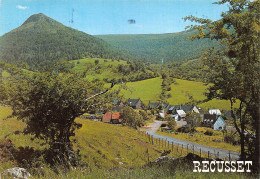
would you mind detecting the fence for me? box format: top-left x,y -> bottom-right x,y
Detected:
138,130 -> 239,162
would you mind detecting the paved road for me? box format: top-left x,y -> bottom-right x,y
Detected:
141,121 -> 240,160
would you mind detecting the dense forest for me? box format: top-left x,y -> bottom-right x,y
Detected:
0,13 -> 130,71
97,30 -> 221,63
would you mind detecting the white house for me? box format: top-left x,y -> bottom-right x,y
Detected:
208,109 -> 222,116
203,114 -> 226,131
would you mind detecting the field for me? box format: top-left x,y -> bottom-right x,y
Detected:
120,78 -> 238,111
0,105 -> 186,171
119,77 -> 163,105
70,58 -> 127,81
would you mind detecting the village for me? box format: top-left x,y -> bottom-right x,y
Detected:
84,98 -> 229,132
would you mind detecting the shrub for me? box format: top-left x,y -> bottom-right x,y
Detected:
168,120 -> 177,131
224,131 -> 240,145
204,128 -> 214,136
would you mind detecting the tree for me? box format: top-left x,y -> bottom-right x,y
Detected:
94,59 -> 99,65
185,112 -> 202,132
165,115 -> 176,131
1,63 -> 115,168
185,0 -> 259,172
120,106 -> 145,129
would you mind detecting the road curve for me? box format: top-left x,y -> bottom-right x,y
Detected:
141,121 -> 240,160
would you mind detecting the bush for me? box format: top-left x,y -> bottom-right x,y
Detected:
95,59 -> 99,65
204,128 -> 214,136
168,120 -> 177,131
224,131 -> 240,145
120,107 -> 145,129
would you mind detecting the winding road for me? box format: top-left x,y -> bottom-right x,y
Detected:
141,121 -> 240,160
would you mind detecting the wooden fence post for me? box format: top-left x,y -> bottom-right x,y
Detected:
187,144 -> 189,154
147,148 -> 149,163
168,141 -> 170,148
181,144 -> 183,155
172,142 -> 174,152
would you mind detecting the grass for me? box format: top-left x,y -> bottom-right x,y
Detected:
119,77 -> 238,111
0,105 -> 188,170
157,126 -> 240,152
29,164 -> 254,179
0,106 -> 254,179
70,58 -> 127,81
119,77 -> 163,105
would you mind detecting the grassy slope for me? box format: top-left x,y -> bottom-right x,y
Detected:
119,77 -> 163,105
120,78 -> 237,111
70,58 -> 127,81
1,105 -> 184,171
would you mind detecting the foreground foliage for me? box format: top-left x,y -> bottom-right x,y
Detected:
185,0 -> 260,172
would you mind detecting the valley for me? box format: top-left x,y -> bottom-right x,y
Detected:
0,4 -> 258,178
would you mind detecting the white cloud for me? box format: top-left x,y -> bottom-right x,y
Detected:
16,5 -> 29,10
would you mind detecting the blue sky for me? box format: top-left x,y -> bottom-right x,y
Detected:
0,0 -> 228,36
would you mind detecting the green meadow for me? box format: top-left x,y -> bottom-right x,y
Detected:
119,77 -> 163,105
0,105 -> 183,171
120,78 -> 238,111
70,58 -> 127,81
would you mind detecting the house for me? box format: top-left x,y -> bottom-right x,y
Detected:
203,114 -> 226,131
111,112 -> 122,124
113,99 -> 124,107
102,111 -> 112,123
102,111 -> 122,124
166,105 -> 175,114
167,105 -> 199,115
207,109 -> 222,116
148,101 -> 160,109
128,98 -> 143,109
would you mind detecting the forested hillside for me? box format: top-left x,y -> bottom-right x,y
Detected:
97,30 -> 221,63
0,13 -> 129,71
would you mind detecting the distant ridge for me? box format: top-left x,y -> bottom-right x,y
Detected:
0,13 -> 128,71
96,30 -> 220,63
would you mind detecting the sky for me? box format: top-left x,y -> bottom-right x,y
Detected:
0,0 -> 229,36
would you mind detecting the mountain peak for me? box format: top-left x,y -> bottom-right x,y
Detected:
22,13 -> 59,26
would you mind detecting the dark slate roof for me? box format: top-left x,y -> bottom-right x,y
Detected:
180,105 -> 194,113
148,102 -> 160,108
203,114 -> 218,124
128,98 -> 140,107
112,107 -> 124,112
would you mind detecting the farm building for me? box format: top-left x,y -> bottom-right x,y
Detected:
102,111 -> 122,124
128,98 -> 143,109
203,114 -> 226,131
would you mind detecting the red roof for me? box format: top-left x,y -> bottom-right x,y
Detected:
102,111 -> 112,123
112,112 -> 120,119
